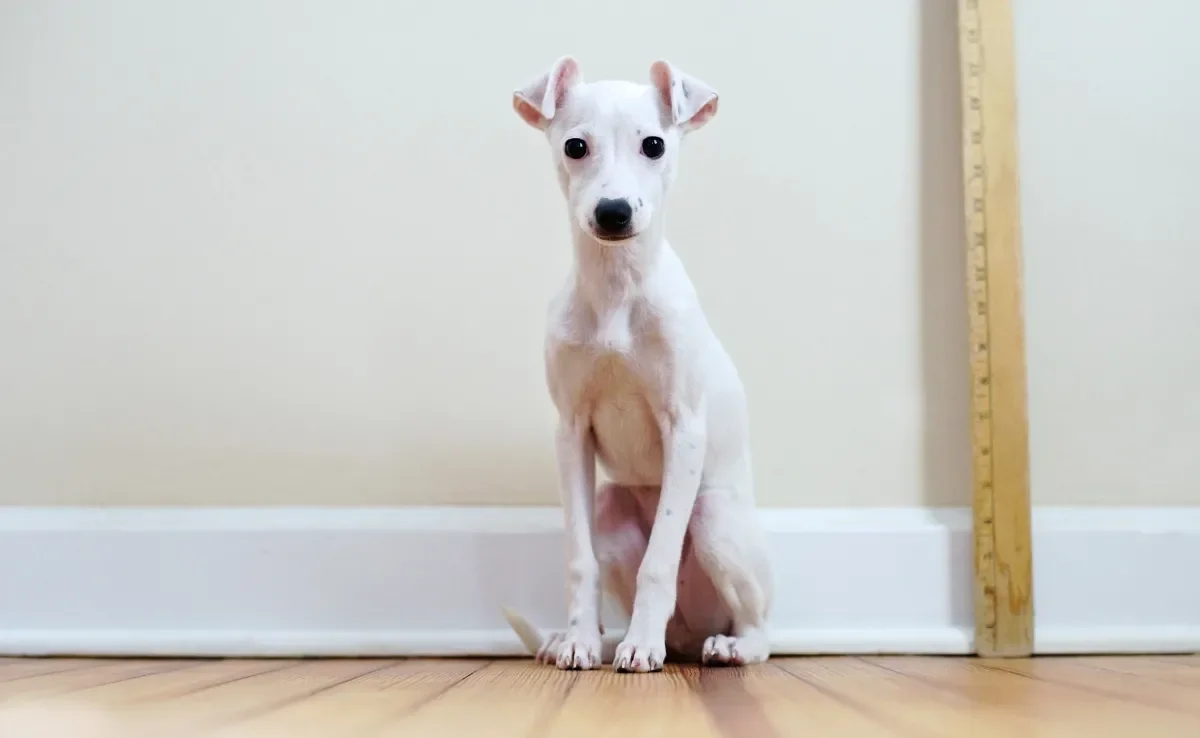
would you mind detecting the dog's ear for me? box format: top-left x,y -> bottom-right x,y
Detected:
649,60 -> 718,133
513,56 -> 582,130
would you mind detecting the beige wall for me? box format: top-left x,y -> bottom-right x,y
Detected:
0,1 -> 1194,507
1017,1 -> 1200,506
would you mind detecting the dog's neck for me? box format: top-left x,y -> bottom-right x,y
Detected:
570,222 -> 665,314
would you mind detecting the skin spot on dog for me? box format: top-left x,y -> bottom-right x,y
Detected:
638,198 -> 644,208
664,508 -> 673,517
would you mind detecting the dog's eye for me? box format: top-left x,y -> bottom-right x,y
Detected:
564,138 -> 588,160
641,136 -> 665,159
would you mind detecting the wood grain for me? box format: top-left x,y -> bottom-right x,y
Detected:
216,659 -> 487,738
547,664 -> 721,737
0,658 -> 106,684
1,657 -> 1198,737
781,657 -> 1035,736
371,660 -> 574,738
868,656 -> 1200,737
957,0 -> 1035,658
0,659 -> 196,702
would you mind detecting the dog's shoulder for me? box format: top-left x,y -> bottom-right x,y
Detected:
635,248 -> 709,338
543,276 -> 589,345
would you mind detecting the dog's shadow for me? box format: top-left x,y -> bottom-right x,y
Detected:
918,0 -> 974,627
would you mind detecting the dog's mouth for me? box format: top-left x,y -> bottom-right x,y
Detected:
590,229 -> 638,244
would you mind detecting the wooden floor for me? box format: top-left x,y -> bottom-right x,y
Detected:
0,656 -> 1197,737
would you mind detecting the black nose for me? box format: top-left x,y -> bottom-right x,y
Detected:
593,198 -> 633,236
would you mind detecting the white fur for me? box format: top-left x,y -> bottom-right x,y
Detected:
505,57 -> 773,673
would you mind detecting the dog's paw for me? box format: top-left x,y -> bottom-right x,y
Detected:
701,631 -> 769,667
701,634 -> 744,666
613,637 -> 666,673
554,630 -> 602,670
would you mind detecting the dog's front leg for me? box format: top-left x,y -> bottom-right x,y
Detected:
613,409 -> 706,673
553,415 -> 603,670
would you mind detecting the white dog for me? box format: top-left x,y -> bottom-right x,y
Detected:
502,56 -> 773,673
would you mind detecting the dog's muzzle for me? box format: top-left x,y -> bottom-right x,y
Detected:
592,198 -> 634,240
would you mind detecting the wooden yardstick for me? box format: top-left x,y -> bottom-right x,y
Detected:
956,0 -> 1034,657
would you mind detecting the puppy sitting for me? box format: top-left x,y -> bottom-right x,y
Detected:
503,57 -> 773,673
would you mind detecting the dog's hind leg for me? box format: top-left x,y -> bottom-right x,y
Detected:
594,482 -> 652,619
689,485 -> 774,665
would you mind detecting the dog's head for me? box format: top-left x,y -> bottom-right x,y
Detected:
513,57 -> 718,244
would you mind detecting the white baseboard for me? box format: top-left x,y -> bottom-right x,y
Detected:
0,506 -> 1196,657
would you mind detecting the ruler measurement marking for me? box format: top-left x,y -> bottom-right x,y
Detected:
958,0 -> 1032,656
962,0 -> 997,634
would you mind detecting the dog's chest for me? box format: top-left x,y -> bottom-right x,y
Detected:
555,300 -> 665,402
553,304 -> 668,485
593,303 -> 634,355
584,353 -> 664,485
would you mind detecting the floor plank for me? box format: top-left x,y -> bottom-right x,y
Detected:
780,656 -> 1043,737
0,658 -> 112,684
132,658 -> 397,735
544,664 -> 722,738
216,659 -> 487,738
866,656 -> 1200,736
370,660 -> 576,737
980,657 -> 1200,718
0,656 -> 1196,737
703,660 -> 911,737
0,659 -> 196,702
1067,656 -> 1200,685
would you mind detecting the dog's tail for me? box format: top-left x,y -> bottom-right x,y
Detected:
501,606 -> 544,655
